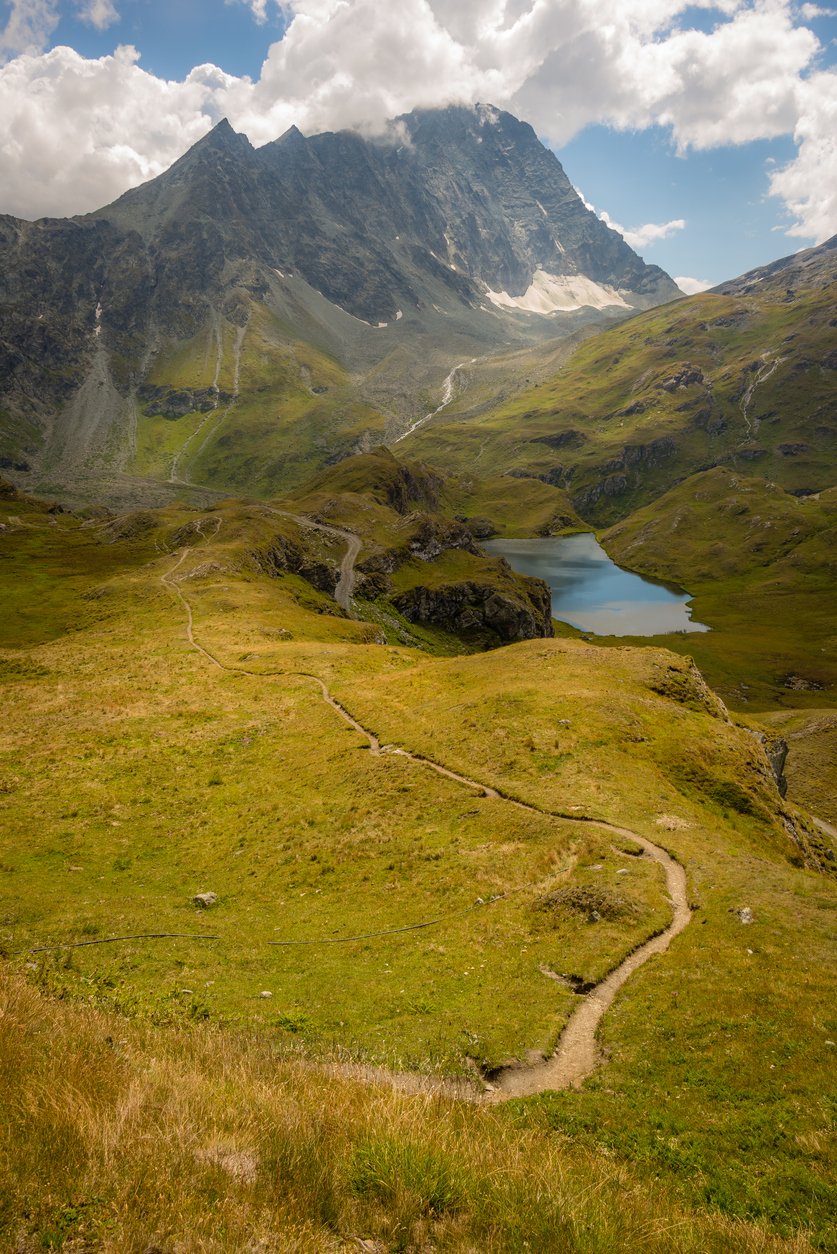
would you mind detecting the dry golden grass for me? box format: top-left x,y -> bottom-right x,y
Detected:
0,971 -> 817,1253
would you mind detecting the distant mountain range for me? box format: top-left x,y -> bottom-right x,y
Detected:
0,104 -> 679,499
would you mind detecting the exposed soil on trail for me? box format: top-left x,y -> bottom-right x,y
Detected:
487,828 -> 690,1098
265,507 -> 361,613
161,533 -> 693,1101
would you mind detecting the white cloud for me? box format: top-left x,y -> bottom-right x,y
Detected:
768,69 -> 837,240
675,275 -> 713,294
0,0 -> 833,244
0,45 -> 225,218
575,187 -> 687,251
0,0 -> 60,59
242,0 -> 268,21
0,0 -> 119,59
244,0 -> 490,143
77,0 -> 120,30
600,213 -> 687,250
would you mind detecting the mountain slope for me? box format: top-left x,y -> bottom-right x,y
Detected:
0,106 -> 679,503
1,470 -> 834,1249
405,236 -> 837,524
99,106 -> 677,327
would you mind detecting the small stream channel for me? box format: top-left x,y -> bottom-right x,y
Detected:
484,533 -> 709,637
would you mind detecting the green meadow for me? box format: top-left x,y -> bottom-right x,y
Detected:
1,478 -> 835,1249
405,285 -> 836,523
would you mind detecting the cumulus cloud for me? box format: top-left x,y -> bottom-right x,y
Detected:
675,275 -> 714,294
243,0 -> 491,143
0,0 -> 834,243
0,45 -> 226,217
0,0 -> 119,59
575,187 -> 687,252
768,69 -> 837,240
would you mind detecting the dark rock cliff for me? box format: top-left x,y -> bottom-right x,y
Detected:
393,575 -> 554,646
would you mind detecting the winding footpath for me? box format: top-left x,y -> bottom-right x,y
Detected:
161,528 -> 693,1100
264,507 -> 361,614
489,827 -> 690,1099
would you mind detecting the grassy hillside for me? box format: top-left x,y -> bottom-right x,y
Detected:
1,475 -> 836,1247
134,304 -> 393,498
4,972 -> 820,1254
405,278 -> 836,526
599,470 -> 837,710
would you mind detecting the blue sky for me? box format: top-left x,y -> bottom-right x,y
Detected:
560,126 -> 803,285
48,0 -> 289,80
1,0 -> 835,288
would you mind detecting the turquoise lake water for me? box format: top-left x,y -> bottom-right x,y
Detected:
484,533 -> 709,637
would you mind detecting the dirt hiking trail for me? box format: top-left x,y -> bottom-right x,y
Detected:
161,533 -> 693,1101
265,507 -> 361,613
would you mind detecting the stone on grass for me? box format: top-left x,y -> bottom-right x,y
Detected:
193,891 -> 218,909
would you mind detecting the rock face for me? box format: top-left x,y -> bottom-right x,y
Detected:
751,730 -> 790,797
230,105 -> 679,324
393,576 -> 553,646
137,384 -> 232,418
0,105 -> 679,492
91,107 -> 675,329
254,535 -> 339,598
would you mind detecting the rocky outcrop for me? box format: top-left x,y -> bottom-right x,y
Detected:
454,514 -> 497,539
750,730 -> 789,797
254,536 -> 338,597
658,364 -> 706,392
574,437 -> 678,510
137,384 -> 233,419
356,509 -> 479,580
407,514 -> 480,561
393,577 -> 553,645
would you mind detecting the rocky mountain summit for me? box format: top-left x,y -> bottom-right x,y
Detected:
0,104 -> 679,499
96,104 -> 677,328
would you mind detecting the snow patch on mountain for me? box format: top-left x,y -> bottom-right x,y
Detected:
484,269 -> 630,314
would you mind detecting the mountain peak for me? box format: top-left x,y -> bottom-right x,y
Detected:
192,117 -> 252,154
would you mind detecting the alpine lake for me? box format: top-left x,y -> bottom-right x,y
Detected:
483,532 -> 709,637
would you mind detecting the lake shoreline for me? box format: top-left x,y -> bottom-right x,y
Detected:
484,533 -> 710,637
